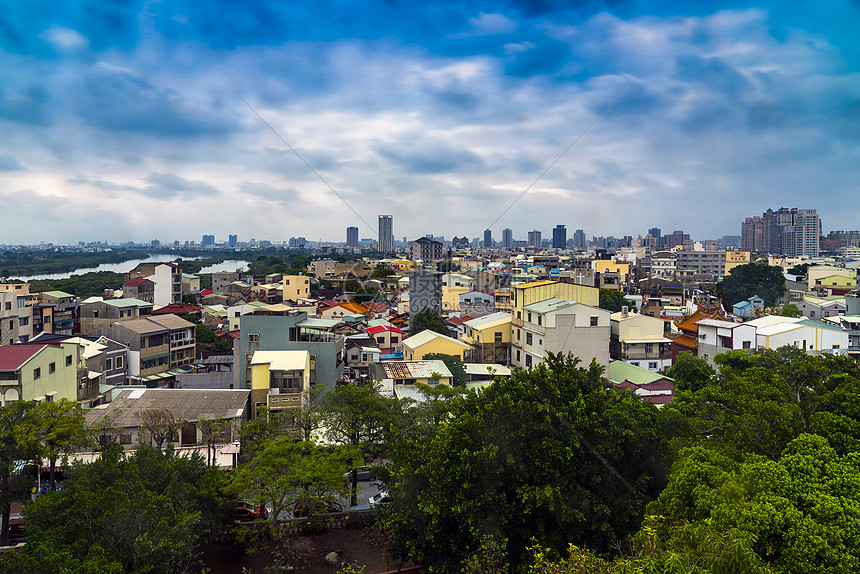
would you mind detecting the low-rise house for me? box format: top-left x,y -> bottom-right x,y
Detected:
461,312 -> 512,365
181,273 -> 201,295
123,278 -> 156,303
366,324 -> 403,351
126,261 -> 182,306
610,310 -> 672,372
34,290 -> 79,335
746,315 -> 848,355
80,298 -> 154,334
0,342 -> 83,405
512,298 -> 610,369
402,329 -> 471,361
0,283 -> 35,344
370,360 -> 453,386
695,318 -> 757,366
812,275 -> 856,296
797,295 -> 846,320
459,290 -> 495,318
84,388 -> 250,452
320,301 -> 370,320
343,336 -> 380,382
606,361 -> 675,407
732,296 -> 765,319
282,275 -> 310,302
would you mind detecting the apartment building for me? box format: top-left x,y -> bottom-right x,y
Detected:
126,262 -> 182,306
0,342 -> 82,405
610,310 -> 672,372
95,314 -> 196,380
80,298 -> 154,334
249,350 -> 311,431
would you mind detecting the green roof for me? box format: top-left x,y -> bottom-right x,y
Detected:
796,319 -> 844,332
606,361 -> 674,386
42,290 -> 74,298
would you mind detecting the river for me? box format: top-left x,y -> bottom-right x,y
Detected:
15,255 -> 250,281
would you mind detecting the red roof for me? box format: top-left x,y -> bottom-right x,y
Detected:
153,303 -> 202,315
367,325 -> 403,335
447,315 -> 474,326
0,343 -> 56,370
200,290 -> 213,296
123,277 -> 151,286
364,301 -> 388,313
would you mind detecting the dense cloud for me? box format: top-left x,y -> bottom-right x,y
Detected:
0,0 -> 858,244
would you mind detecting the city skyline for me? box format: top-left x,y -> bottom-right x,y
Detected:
1,1 -> 858,244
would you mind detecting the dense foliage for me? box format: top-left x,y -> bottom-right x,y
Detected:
0,444 -> 230,574
597,289 -> 633,313
422,353 -> 468,387
0,249 -> 144,277
28,271 -> 126,297
383,353 -> 671,572
713,262 -> 786,307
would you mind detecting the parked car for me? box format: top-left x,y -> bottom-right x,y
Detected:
293,499 -> 343,517
343,466 -> 373,482
233,502 -> 269,521
368,491 -> 391,507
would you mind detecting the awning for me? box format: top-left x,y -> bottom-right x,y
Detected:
88,370 -> 102,379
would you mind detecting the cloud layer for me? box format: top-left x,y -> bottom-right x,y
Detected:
1,1 -> 858,244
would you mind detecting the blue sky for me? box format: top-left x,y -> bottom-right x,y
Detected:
0,0 -> 858,245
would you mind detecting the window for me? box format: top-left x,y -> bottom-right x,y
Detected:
537,315 -> 542,326
377,337 -> 384,345
742,341 -> 751,349
48,362 -> 55,374
66,355 -> 73,366
517,311 -> 521,320
517,329 -> 521,340
527,312 -> 532,322
590,316 -> 599,326
526,333 -> 533,345
648,362 -> 658,370
248,334 -> 259,343
525,354 -> 532,367
93,309 -> 99,318
120,434 -> 132,445
106,358 -> 113,371
8,320 -> 12,330
391,337 -> 399,344
3,302 -> 9,310
516,350 -> 521,362
33,368 -> 41,380
494,331 -> 502,343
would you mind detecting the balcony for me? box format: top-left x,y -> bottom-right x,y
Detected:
171,337 -> 196,348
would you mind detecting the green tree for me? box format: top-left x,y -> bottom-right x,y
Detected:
0,444 -> 229,574
370,266 -> 395,279
714,262 -> 785,307
787,263 -> 811,277
28,399 -> 88,492
409,307 -> 450,336
383,353 -> 671,572
197,416 -> 234,467
321,383 -> 394,505
423,352 -> 468,387
230,439 -> 351,524
343,279 -> 361,292
137,408 -> 185,450
653,434 -> 860,573
780,303 -> 802,317
0,401 -> 40,546
598,289 -> 633,313
665,351 -> 715,393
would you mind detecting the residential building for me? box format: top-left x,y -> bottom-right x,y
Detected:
282,275 -> 310,302
249,350 -> 310,430
572,229 -> 586,250
675,249 -> 727,279
94,314 -> 196,381
605,361 -> 675,407
80,298 -> 154,334
552,225 -> 567,249
460,290 -> 495,318
181,274 -> 201,294
650,251 -> 677,279
343,336 -> 380,381
402,329 -> 470,361
370,360 -> 453,386
126,262 -> 182,306
724,250 -> 751,275
742,208 -> 820,256
695,318 -> 757,366
211,271 -> 247,292
462,312 -> 512,364
378,215 -> 394,254
346,226 -> 359,247
797,295 -> 846,320
527,230 -> 542,249
732,296 -> 765,319
0,342 -> 82,405
84,388 -> 250,452
512,298 -> 610,369
233,310 -> 345,391
366,324 -> 403,350
511,281 -> 599,323
202,234 -> 216,247
408,237 -> 445,262
610,310 -> 672,371
123,278 -> 155,303
0,283 -> 34,344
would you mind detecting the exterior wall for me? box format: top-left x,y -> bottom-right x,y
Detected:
282,275 -> 310,302
441,286 -> 470,312
807,267 -> 852,291
511,282 -> 599,322
0,291 -> 33,344
403,338 -> 469,361
697,323 -> 757,366
513,305 -> 610,369
19,346 -> 80,403
724,251 -> 751,275
152,264 -> 181,306
756,326 -> 848,353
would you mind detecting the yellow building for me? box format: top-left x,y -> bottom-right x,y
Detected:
402,330 -> 471,361
282,275 -> 310,302
462,312 -> 512,364
593,260 -> 630,277
249,350 -> 311,432
391,260 -> 417,271
511,281 -> 599,326
724,251 -> 751,275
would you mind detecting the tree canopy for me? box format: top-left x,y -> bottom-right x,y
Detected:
409,307 -> 450,336
598,289 -> 633,313
382,353 -> 671,572
714,262 -> 786,307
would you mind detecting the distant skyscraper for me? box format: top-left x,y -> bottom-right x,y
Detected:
573,229 -> 586,250
378,215 -> 394,253
552,225 -> 567,249
346,226 -> 359,247
648,227 -> 661,239
741,207 -> 819,257
228,234 -> 238,247
202,234 -> 215,247
502,228 -> 513,249
527,230 -> 541,249
483,229 -> 493,248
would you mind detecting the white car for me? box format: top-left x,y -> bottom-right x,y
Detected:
368,491 -> 392,507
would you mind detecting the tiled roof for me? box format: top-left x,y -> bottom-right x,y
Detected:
153,304 -> 201,315
0,343 -> 53,370
85,389 -> 250,427
123,278 -> 151,286
670,334 -> 698,349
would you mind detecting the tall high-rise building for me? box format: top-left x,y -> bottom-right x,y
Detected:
527,230 -> 542,249
573,229 -> 586,250
202,234 -> 215,247
378,215 -> 394,253
346,226 -> 359,247
741,208 -> 820,256
648,227 -> 661,239
502,228 -> 513,249
552,225 -> 567,249
228,234 -> 238,247
483,229 -> 493,248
